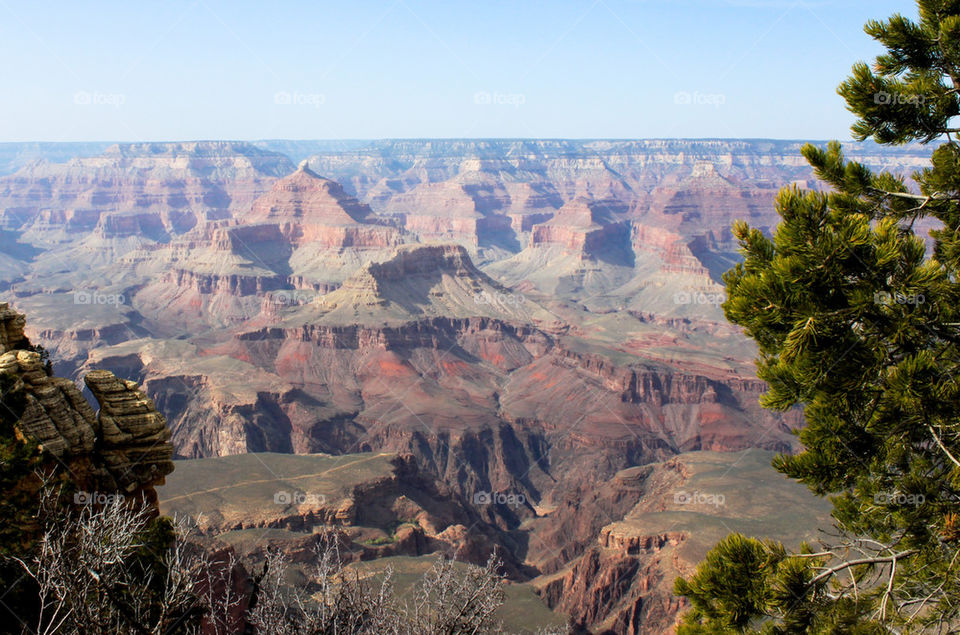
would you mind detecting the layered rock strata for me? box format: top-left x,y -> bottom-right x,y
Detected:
0,303 -> 173,500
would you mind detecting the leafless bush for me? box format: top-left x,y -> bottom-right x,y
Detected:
11,488 -> 156,634
11,488 -> 521,634
10,487 -> 226,634
247,531 -> 399,634
246,534 -> 510,635
406,551 -> 506,635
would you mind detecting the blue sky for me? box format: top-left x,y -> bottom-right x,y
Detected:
0,1 -> 914,142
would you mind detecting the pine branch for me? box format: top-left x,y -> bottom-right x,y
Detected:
927,424 -> 960,468
807,549 -> 917,588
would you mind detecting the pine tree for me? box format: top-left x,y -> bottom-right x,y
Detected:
675,1 -> 960,632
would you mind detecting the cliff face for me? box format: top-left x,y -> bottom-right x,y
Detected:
532,451 -> 834,634
362,243 -> 483,284
529,198 -> 629,254
531,461 -> 691,633
539,545 -> 686,634
0,141 -> 292,245
158,452 -> 531,576
0,303 -> 173,503
631,224 -> 709,276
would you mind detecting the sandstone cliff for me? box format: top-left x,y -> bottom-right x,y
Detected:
0,303 -> 173,503
0,141 -> 291,247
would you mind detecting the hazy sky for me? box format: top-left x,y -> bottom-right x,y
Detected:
0,0 -> 914,142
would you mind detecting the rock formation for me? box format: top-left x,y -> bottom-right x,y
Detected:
244,162 -> 404,249
0,303 -> 173,502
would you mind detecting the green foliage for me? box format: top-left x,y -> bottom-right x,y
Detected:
675,536 -> 888,635
674,534 -> 784,631
676,1 -> 960,631
839,2 -> 960,144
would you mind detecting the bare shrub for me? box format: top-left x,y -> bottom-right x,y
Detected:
405,552 -> 506,635
247,531 -> 399,634
11,488 -> 518,634
245,534 -> 510,635
11,486 -> 219,634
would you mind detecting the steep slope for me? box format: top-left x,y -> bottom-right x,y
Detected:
532,450 -> 833,633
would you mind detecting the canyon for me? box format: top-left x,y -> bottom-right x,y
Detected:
0,139 -> 929,632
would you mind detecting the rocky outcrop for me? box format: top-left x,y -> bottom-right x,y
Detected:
361,244 -> 485,287
530,198 -> 631,259
0,303 -> 173,502
632,223 -> 710,276
83,370 -> 174,494
3,349 -> 98,457
244,163 -> 404,249
248,163 -> 372,225
538,546 -> 685,634
0,302 -> 28,351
